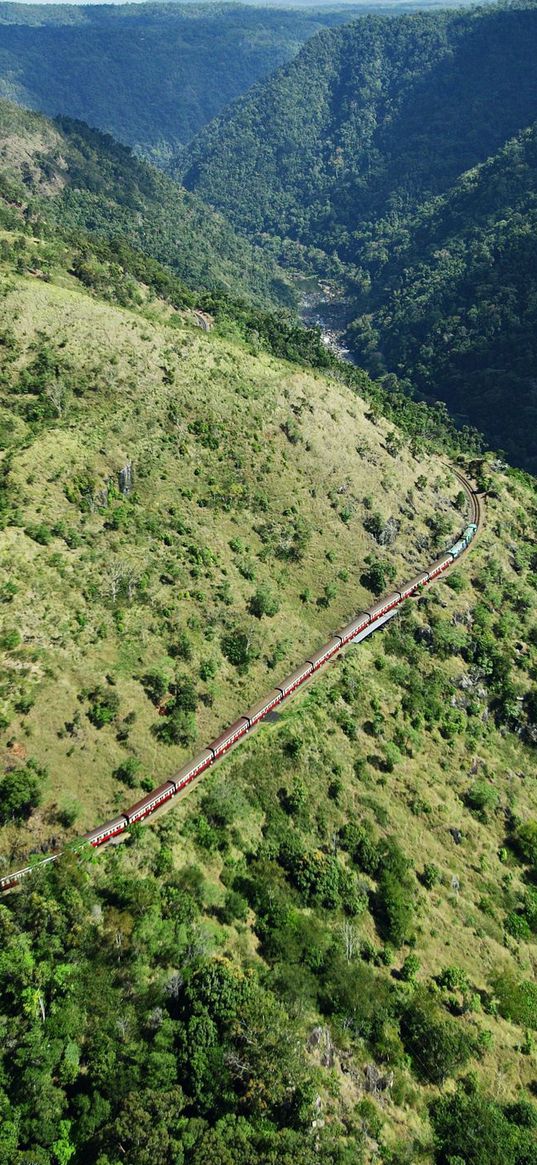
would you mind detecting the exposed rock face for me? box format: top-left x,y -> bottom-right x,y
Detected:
363,1063 -> 394,1094
118,462 -> 133,495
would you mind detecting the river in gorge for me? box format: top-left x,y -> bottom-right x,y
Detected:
296,275 -> 357,364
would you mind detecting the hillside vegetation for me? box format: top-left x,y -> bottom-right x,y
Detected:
346,123 -> 537,473
0,99 -> 293,307
180,3 -> 537,467
0,2 -> 367,162
1,189 -> 537,1164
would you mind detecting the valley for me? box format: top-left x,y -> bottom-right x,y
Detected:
0,6 -> 536,1164
180,3 -> 537,470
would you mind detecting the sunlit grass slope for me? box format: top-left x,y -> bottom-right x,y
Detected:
0,267 -> 466,859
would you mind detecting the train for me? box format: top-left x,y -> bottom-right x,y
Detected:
0,519 -> 478,892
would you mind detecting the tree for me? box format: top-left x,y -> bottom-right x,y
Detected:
361,556 -> 397,596
431,1085 -> 521,1165
0,767 -> 42,824
249,586 -> 279,618
221,629 -> 257,671
513,820 -> 537,870
401,992 -> 476,1084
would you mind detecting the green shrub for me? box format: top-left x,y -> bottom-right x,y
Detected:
431,1085 -> 522,1165
421,862 -> 441,889
249,586 -> 280,618
171,674 -> 198,713
141,670 -> 170,705
113,757 -> 141,788
25,523 -> 53,545
152,708 -> 196,747
169,631 -> 193,661
466,780 -> 499,820
490,971 -> 537,1029
0,766 -> 43,824
377,869 -> 414,947
1,628 -> 21,650
401,992 -> 476,1083
0,581 -> 17,603
339,823 -> 381,876
513,819 -> 537,869
504,911 -> 531,941
86,685 -> 120,728
400,953 -> 420,982
221,628 -> 257,670
219,889 -> 249,924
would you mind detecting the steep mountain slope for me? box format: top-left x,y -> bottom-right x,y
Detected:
0,253 -> 465,848
179,4 -> 537,466
180,6 -> 537,246
0,99 -> 292,306
1,221 -> 537,1163
0,1 -> 367,162
347,123 -> 537,472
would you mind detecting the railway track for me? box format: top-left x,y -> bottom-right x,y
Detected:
0,464 -> 482,893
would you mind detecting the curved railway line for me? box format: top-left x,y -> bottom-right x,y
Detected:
0,465 -> 482,893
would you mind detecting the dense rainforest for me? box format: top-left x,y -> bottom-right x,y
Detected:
347,122 -> 537,472
0,100 -> 293,306
180,2 -> 537,468
0,1 -> 369,163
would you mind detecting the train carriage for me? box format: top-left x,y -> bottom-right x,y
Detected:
125,782 -> 176,825
209,717 -> 249,758
244,689 -> 283,728
307,636 -> 343,670
397,571 -> 430,601
172,748 -> 214,793
276,661 -> 314,698
368,591 -> 403,622
337,612 -> 371,645
427,553 -> 454,581
85,815 -> 128,846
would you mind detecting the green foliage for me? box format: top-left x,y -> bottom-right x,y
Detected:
361,556 -> 397,597
152,708 -> 196,748
377,868 -> 414,947
490,971 -> 537,1031
249,586 -> 280,619
0,100 -> 293,310
113,757 -> 141,789
85,685 -> 120,729
0,765 -> 43,824
465,780 -> 500,822
431,1083 -> 533,1165
401,992 -> 476,1084
513,820 -> 537,871
171,675 -> 198,714
421,862 -> 441,889
221,629 -> 257,672
141,670 -> 170,707
0,6 -> 357,160
181,5 -> 537,468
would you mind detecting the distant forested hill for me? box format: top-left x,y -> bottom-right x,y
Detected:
180,4 -> 537,468
0,100 -> 293,306
180,6 -> 537,244
347,124 -> 537,471
0,2 -> 369,162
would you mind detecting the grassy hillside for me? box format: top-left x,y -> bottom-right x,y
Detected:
0,1 -> 368,162
1,211 -> 537,1162
0,263 -> 463,854
0,99 -> 293,307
